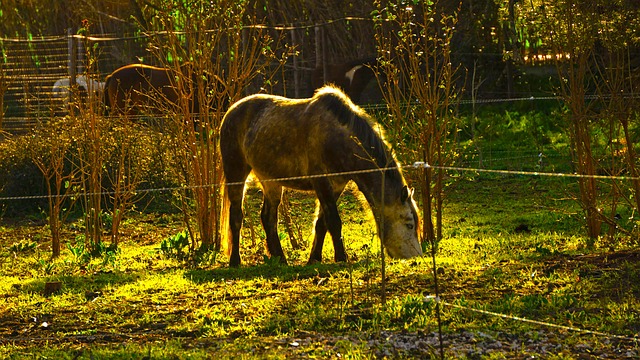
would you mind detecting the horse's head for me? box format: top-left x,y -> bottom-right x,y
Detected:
381,185 -> 423,259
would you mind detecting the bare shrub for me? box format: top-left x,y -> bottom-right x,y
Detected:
141,0 -> 288,259
543,0 -> 640,246
373,1 -> 460,246
30,117 -> 81,257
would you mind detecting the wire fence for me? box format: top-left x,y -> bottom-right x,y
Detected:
1,159 -> 638,204
435,297 -> 639,343
0,18 -> 370,131
0,15 -> 572,133
2,160 -> 637,348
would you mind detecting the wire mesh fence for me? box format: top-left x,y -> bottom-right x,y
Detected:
1,21 -> 378,133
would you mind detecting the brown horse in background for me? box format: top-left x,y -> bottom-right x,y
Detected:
220,85 -> 422,267
103,64 -> 199,116
312,57 -> 378,103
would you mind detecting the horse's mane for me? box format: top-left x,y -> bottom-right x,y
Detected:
312,86 -> 400,176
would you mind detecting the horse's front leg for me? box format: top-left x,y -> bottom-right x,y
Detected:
308,203 -> 328,264
311,179 -> 347,263
260,184 -> 287,264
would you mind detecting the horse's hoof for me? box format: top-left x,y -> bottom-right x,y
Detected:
307,258 -> 322,266
229,257 -> 241,267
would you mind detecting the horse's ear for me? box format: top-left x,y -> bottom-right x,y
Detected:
401,185 -> 412,203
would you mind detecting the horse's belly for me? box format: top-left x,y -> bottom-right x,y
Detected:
250,167 -> 315,190
245,139 -> 321,191
244,126 -> 309,165
247,150 -> 311,180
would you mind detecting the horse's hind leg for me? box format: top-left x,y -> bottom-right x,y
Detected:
307,201 -> 328,264
227,182 -> 246,267
223,160 -> 251,267
260,183 -> 287,264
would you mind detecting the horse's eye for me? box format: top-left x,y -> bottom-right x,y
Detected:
406,224 -> 414,230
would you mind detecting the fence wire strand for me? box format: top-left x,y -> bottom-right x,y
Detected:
1,161 -> 639,202
424,297 -> 640,343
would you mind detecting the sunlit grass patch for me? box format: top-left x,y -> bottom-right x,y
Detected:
1,174 -> 639,358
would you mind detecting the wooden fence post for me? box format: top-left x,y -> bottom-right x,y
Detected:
67,28 -> 77,112
315,24 -> 328,84
291,26 -> 300,98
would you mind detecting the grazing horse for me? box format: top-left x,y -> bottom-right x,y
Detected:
220,85 -> 422,267
103,64 -> 198,116
311,57 -> 378,103
52,75 -> 105,113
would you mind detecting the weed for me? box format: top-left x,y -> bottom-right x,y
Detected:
9,240 -> 37,253
194,243 -> 220,266
67,239 -> 89,263
66,237 -> 118,269
37,258 -> 55,275
389,294 -> 436,330
159,230 -> 190,261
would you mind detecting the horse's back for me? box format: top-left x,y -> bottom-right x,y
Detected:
104,64 -> 175,114
221,89 -> 369,187
221,94 -> 312,168
106,64 -> 173,91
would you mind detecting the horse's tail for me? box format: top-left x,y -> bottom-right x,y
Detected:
219,174 -> 232,257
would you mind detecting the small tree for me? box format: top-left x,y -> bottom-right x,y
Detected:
543,0 -> 602,244
103,121 -> 146,246
31,117 -> 80,258
143,0 -> 286,258
373,3 -> 459,356
373,0 -> 460,247
592,2 -> 640,246
73,23 -> 110,253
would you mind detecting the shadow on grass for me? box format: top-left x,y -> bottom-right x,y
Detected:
185,261 -> 364,284
18,271 -> 140,298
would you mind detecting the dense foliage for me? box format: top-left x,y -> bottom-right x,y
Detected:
2,0 -> 636,96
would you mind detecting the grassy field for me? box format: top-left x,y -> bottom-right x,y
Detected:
1,170 -> 639,359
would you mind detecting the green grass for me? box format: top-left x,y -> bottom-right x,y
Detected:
1,175 -> 639,359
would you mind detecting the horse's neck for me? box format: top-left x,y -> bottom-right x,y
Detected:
354,169 -> 400,212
